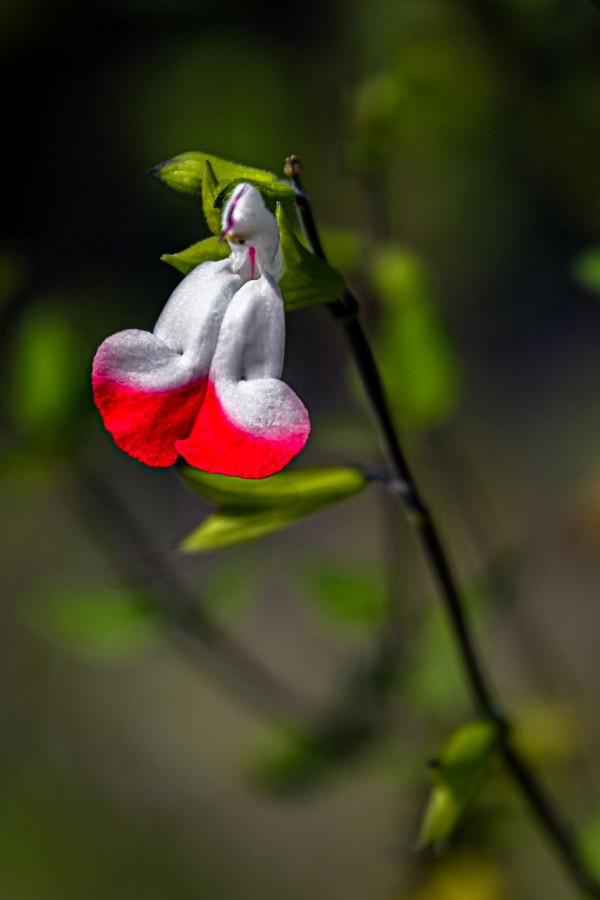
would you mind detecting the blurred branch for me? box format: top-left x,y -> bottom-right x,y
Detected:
74,462 -> 402,781
74,462 -> 316,730
286,155 -> 600,898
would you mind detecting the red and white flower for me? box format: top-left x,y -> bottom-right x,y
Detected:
92,184 -> 310,478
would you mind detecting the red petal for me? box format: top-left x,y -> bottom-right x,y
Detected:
93,374 -> 207,467
175,380 -> 310,479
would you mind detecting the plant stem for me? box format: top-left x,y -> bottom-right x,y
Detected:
285,155 -> 600,898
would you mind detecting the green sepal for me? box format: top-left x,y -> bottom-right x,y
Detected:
276,204 -> 346,312
213,177 -> 295,213
161,235 -> 230,275
418,718 -> 499,850
179,466 -> 369,552
201,160 -> 222,234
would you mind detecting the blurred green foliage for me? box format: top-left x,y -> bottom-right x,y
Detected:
574,247 -> 600,295
28,585 -> 162,660
9,301 -> 87,453
418,719 -> 499,850
305,562 -> 385,627
371,246 -> 461,430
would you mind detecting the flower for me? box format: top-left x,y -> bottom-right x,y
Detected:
92,184 -> 310,478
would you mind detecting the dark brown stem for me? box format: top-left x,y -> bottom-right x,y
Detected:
285,154 -> 600,898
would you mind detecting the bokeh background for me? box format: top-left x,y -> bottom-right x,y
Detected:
2,0 -> 600,897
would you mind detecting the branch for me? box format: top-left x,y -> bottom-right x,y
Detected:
285,155 -> 600,898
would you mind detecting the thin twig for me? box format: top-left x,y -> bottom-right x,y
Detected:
285,155 -> 600,898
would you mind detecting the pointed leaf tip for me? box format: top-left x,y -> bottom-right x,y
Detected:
161,235 -> 230,275
179,466 -> 370,552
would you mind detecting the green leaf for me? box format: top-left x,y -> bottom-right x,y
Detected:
371,246 -> 461,430
179,466 -> 369,552
182,505 -> 305,551
152,151 -> 279,195
276,204 -> 346,311
418,719 -> 499,850
574,248 -> 600,295
180,465 -> 367,508
201,160 -> 223,234
307,564 -> 384,626
161,235 -> 230,275
27,587 -> 162,660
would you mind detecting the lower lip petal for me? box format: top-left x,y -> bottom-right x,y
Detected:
93,373 -> 207,467
175,379 -> 310,479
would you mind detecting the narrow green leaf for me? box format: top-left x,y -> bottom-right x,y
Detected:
180,466 -> 369,552
418,719 -> 499,850
372,246 -> 461,430
28,587 -> 162,660
151,151 -> 282,197
276,204 -> 346,311
180,465 -> 367,508
574,248 -> 600,295
181,504 -> 303,551
161,235 -> 230,275
201,160 -> 223,234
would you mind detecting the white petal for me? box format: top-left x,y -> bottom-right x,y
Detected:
209,272 -> 285,384
153,257 -> 242,373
